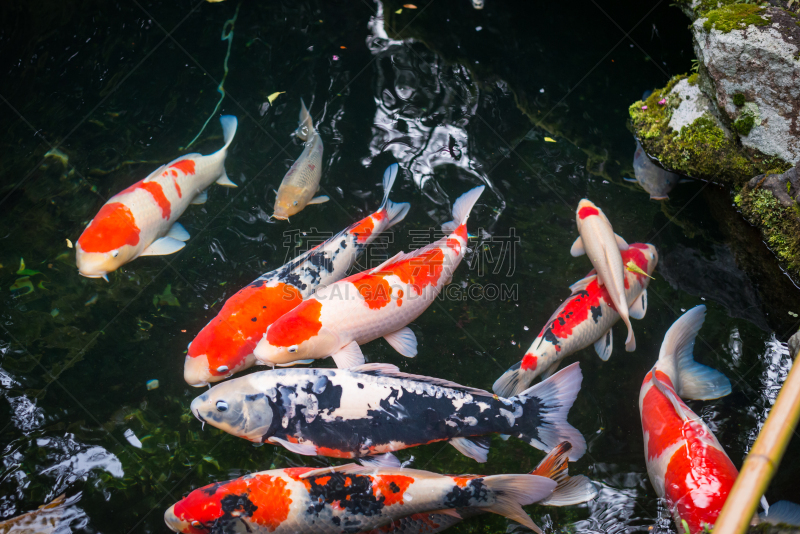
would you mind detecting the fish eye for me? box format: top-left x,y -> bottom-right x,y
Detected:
216,400 -> 228,412
111,250 -> 119,258
191,521 -> 201,528
288,345 -> 298,353
292,201 -> 298,206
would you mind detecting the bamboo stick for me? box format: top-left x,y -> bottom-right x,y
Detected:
713,339 -> 800,534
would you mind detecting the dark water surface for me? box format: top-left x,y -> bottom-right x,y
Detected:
1,0 -> 799,532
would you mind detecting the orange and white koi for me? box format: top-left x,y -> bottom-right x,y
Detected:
76,115 -> 238,280
273,99 -> 327,220
190,362 -> 585,464
493,244 -> 657,397
361,442 -> 597,534
252,186 -> 484,369
183,164 -> 410,386
164,444 -> 591,534
639,305 -> 735,534
570,199 -> 635,351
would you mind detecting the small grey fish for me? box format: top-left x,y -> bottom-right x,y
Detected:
626,140 -> 681,200
273,99 -> 328,220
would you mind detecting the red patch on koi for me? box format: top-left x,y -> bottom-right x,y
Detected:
350,215 -> 376,243
578,206 -> 599,219
133,181 -> 171,219
664,439 -> 737,534
315,445 -> 351,458
188,284 -> 303,376
78,202 -> 140,253
308,164 -> 316,171
373,475 -> 414,506
170,159 -> 196,175
521,353 -> 538,371
173,177 -> 182,198
267,299 -> 323,347
452,476 -> 477,487
349,272 -> 393,310
641,370 -> 689,460
548,279 -> 609,339
390,247 -> 446,295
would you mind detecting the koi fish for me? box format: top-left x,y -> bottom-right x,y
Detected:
163,443 -> 591,534
639,305 -> 735,534
273,99 -> 327,220
493,243 -> 658,398
184,165 -> 410,386
191,362 -> 586,464
253,186 -> 485,369
570,199 -> 635,351
76,115 -> 238,280
624,140 -> 682,201
361,442 -> 598,534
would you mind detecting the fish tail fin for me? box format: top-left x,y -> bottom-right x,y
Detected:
531,441 -> 598,506
492,359 -> 534,398
442,185 -> 485,231
378,163 -> 411,228
296,98 -> 314,141
660,305 -> 731,400
478,474 -> 557,533
760,501 -> 800,526
623,314 -> 636,352
219,115 -> 238,151
512,363 -> 586,461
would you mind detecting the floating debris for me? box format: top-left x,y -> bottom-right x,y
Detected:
17,258 -> 41,276
627,260 -> 655,279
124,429 -> 143,448
544,137 -> 557,143
10,277 -> 34,295
66,238 -> 73,249
153,284 -> 180,309
146,379 -> 160,391
50,309 -> 59,317
267,91 -> 284,104
85,294 -> 99,306
395,8 -> 403,13
403,3 -> 418,8
789,311 -> 798,317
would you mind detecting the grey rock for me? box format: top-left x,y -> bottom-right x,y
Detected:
747,166 -> 800,209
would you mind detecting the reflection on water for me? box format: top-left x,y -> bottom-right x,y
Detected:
745,337 -> 792,451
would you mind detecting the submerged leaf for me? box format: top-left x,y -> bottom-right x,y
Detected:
153,284 -> 180,309
267,91 -> 285,104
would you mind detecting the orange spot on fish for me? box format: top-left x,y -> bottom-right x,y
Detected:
170,169 -> 178,177
173,177 -> 182,198
350,215 -> 376,243
267,299 -> 323,347
389,248 -> 446,295
373,475 -> 414,506
349,272 -> 393,310
452,476 -> 476,487
188,284 -> 304,376
170,159 -> 196,175
248,475 -> 292,529
578,206 -> 599,219
121,180 -> 171,219
78,202 -> 140,253
316,476 -> 331,485
315,445 -> 351,458
663,435 -> 737,533
521,353 -> 537,371
284,467 -> 317,480
642,370 -> 688,459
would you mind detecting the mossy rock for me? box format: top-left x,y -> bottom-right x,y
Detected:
701,3 -> 772,33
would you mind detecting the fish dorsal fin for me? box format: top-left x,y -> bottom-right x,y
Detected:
299,463 -> 446,480
163,155 -> 202,169
650,370 -> 691,422
369,251 -> 406,274
568,274 -> 597,294
348,364 -> 494,398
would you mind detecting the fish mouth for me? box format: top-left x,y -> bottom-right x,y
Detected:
184,353 -> 211,388
271,214 -> 289,221
163,505 -> 189,533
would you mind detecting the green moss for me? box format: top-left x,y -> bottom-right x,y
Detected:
734,113 -> 755,135
739,188 -> 800,272
702,4 -> 771,32
687,73 -> 699,85
732,93 -> 745,106
628,74 -> 686,140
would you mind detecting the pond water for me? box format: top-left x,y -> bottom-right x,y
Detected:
1,0 -> 799,532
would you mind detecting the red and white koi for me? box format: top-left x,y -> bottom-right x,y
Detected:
493,243 -> 657,398
76,115 -> 238,280
184,164 -> 410,386
361,442 -> 597,534
164,446 -> 588,534
191,362 -> 586,464
570,199 -> 636,351
252,185 -> 485,369
273,99 -> 328,220
639,305 -> 735,534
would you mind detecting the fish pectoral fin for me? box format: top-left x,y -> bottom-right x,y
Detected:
539,360 -> 561,380
167,222 -> 190,242
358,452 -> 401,468
569,236 -> 585,257
629,290 -> 648,320
215,172 -> 238,188
191,190 -> 208,205
307,195 -> 330,205
275,359 -> 315,367
140,237 -> 186,256
267,436 -> 318,456
568,274 -> 597,294
449,436 -> 491,463
331,341 -> 365,369
593,329 -> 613,361
428,509 -> 462,519
383,327 -> 418,358
498,434 -> 511,441
614,233 -> 629,251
